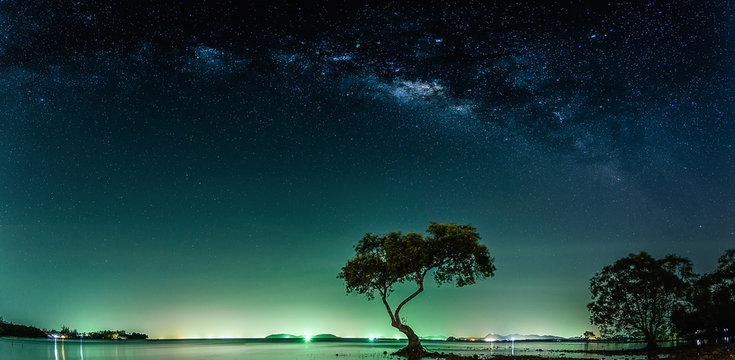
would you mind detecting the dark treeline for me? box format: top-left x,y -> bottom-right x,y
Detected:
87,330 -> 148,340
0,320 -> 46,338
672,249 -> 735,341
588,248 -> 735,349
0,317 -> 147,340
49,326 -> 148,340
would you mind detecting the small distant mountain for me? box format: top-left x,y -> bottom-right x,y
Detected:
483,333 -> 566,341
419,335 -> 448,341
265,333 -> 341,340
483,333 -> 506,341
265,334 -> 301,339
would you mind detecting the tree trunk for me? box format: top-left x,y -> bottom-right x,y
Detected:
393,323 -> 427,358
644,331 -> 658,350
382,278 -> 430,359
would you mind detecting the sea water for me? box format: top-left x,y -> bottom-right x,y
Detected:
0,337 -> 665,360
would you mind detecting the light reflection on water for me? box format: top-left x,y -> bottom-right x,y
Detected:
0,337 -> 675,360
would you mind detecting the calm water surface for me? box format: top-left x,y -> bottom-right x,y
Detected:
0,337 -> 666,360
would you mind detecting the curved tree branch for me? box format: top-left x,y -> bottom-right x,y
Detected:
394,273 -> 427,323
380,290 -> 396,324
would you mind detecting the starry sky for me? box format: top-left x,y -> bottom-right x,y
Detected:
0,0 -> 734,339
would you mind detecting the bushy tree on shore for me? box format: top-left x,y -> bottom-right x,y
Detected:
673,248 -> 735,341
338,222 -> 495,358
588,252 -> 695,349
709,249 -> 735,331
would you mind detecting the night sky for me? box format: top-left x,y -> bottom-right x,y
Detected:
0,0 -> 733,339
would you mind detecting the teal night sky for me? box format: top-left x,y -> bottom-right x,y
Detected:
1,0 -> 734,339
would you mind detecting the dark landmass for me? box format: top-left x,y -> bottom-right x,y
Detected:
83,330 -> 149,340
0,317 -> 147,340
504,334 -> 566,341
482,333 -> 566,341
265,334 -> 301,339
265,333 -> 340,340
448,336 -> 570,343
0,322 -> 47,338
420,335 -> 450,341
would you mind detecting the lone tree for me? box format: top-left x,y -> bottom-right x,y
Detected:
588,252 -> 695,349
338,222 -> 495,358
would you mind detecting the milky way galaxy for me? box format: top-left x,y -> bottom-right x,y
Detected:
0,1 -> 733,339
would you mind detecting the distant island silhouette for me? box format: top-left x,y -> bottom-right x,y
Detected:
265,334 -> 340,340
0,316 -> 147,340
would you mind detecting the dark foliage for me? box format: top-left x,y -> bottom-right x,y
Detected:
672,248 -> 735,342
85,330 -> 148,340
338,222 -> 495,356
588,252 -> 695,349
0,316 -> 148,340
0,321 -> 47,338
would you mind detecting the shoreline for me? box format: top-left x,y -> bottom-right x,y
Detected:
423,343 -> 735,360
3,336 -> 733,360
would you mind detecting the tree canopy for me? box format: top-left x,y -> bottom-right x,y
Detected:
672,248 -> 735,340
338,222 -> 495,357
588,252 -> 695,349
710,249 -> 735,329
